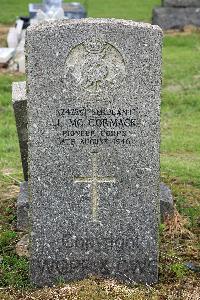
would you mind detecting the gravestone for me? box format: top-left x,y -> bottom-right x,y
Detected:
16,181 -> 29,231
26,18 -> 162,286
29,2 -> 87,19
44,0 -> 62,11
12,81 -> 28,181
163,0 -> 200,7
0,48 -> 15,64
12,82 -> 172,231
153,0 -> 200,30
12,82 -> 29,232
160,182 -> 174,220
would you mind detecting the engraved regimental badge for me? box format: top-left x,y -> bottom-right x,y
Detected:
64,38 -> 126,94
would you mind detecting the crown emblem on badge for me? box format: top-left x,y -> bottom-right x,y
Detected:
84,38 -> 106,54
65,38 -> 126,94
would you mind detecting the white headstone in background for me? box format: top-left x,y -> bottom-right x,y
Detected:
16,19 -> 24,41
43,0 -> 63,11
0,48 -> 15,64
7,28 -> 18,48
35,7 -> 64,22
18,56 -> 26,73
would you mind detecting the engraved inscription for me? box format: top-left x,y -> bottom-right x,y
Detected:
65,38 -> 126,93
52,106 -> 140,147
74,152 -> 115,221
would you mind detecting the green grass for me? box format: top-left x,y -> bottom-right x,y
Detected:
161,34 -> 200,187
0,0 -> 200,296
0,73 -> 25,184
0,0 -> 160,24
0,190 -> 29,288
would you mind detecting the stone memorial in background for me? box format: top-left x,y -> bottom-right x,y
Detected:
153,0 -> 200,30
12,81 -> 28,181
160,182 -> 174,220
16,182 -> 29,231
163,0 -> 200,7
25,18 -> 162,286
29,2 -> 87,20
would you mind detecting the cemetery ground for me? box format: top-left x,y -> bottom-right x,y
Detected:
0,34 -> 199,300
0,0 -> 161,24
0,2 -> 200,300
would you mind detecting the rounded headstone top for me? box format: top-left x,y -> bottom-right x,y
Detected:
26,18 -> 163,35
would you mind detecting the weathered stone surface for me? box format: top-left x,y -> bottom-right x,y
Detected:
12,82 -> 28,181
26,19 -> 162,286
17,180 -> 169,231
17,181 -> 29,231
160,182 -> 174,220
12,84 -> 171,225
163,0 -> 200,7
152,7 -> 200,30
13,84 -> 169,227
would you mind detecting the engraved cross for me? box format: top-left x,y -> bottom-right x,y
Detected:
74,152 -> 115,221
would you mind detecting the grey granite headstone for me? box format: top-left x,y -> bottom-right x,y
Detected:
152,7 -> 200,30
12,82 -> 170,229
153,1 -> 200,30
160,182 -> 174,220
26,19 -> 162,286
16,181 -> 29,231
163,0 -> 200,7
12,82 -> 28,181
15,181 -> 173,233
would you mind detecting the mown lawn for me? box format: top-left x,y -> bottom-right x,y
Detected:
0,0 -> 200,299
0,0 -> 160,24
161,34 -> 200,187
